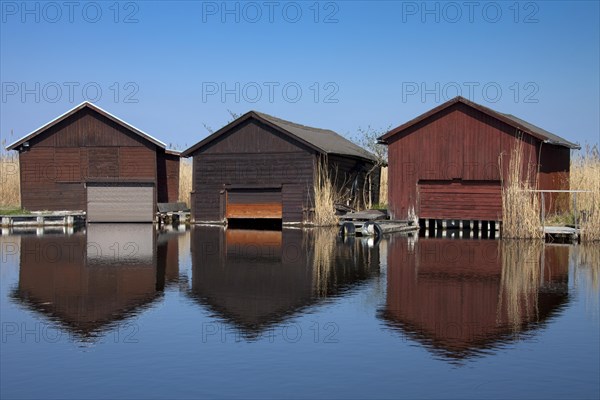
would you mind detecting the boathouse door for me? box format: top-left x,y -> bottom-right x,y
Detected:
86,182 -> 155,223
418,180 -> 502,221
226,187 -> 283,220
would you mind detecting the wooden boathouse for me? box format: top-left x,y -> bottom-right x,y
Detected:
6,102 -> 180,223
182,111 -> 379,224
378,96 -> 579,223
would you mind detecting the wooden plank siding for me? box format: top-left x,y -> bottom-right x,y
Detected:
386,102 -> 566,220
538,144 -> 571,213
190,119 -> 316,223
226,189 -> 283,219
16,107 -> 164,212
419,181 -> 502,221
157,151 -> 181,203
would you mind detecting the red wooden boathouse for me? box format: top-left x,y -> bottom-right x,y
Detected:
378,97 -> 579,222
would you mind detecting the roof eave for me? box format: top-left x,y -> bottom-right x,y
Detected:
543,139 -> 580,150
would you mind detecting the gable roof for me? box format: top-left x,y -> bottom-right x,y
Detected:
181,111 -> 377,162
378,96 -> 580,149
6,102 -> 167,151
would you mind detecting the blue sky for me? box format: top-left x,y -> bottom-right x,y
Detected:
1,1 -> 599,151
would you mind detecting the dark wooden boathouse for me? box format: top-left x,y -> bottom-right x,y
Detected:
378,97 -> 579,222
7,102 -> 180,222
182,111 -> 379,224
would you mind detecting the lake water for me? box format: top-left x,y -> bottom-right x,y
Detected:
1,225 -> 598,399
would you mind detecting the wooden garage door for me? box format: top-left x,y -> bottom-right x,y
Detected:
87,182 -> 154,223
419,181 -> 502,221
226,188 -> 282,219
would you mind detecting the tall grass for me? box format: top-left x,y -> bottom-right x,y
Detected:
498,240 -> 543,331
0,152 -> 20,208
570,145 -> 600,242
379,166 -> 388,207
500,140 -> 543,239
179,159 -> 192,207
312,157 -> 339,226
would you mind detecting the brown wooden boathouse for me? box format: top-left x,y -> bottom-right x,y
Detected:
378,97 -> 579,222
7,102 -> 180,222
182,111 -> 379,224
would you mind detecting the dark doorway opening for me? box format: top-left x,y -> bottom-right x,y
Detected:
227,218 -> 283,231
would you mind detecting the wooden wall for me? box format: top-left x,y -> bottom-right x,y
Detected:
190,119 -> 315,223
18,108 -> 159,211
157,151 -> 180,203
386,103 -> 570,220
539,144 -> 571,213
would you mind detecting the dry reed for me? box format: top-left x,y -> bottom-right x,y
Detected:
498,240 -> 544,331
0,152 -> 20,208
179,159 -> 193,207
312,157 -> 339,226
500,139 -> 543,239
379,166 -> 388,207
570,145 -> 600,242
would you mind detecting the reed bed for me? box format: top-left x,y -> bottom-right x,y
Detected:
0,152 -> 20,208
500,140 -> 543,239
312,157 -> 339,226
498,240 -> 544,331
570,145 -> 600,242
179,159 -> 193,207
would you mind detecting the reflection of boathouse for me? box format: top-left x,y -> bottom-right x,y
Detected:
11,225 -> 181,338
380,237 -> 570,361
188,227 -> 380,336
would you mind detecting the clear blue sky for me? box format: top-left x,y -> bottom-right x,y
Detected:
1,1 -> 599,151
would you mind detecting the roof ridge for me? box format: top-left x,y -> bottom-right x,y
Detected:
252,111 -> 337,134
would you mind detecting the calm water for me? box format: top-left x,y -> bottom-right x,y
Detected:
0,225 -> 598,399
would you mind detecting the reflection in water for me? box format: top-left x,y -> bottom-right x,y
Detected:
10,225 -> 182,340
381,237 -> 570,362
188,226 -> 379,338
498,240 -> 544,331
574,244 -> 600,315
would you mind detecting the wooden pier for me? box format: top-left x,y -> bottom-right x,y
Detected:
157,202 -> 191,225
1,212 -> 86,229
0,212 -> 85,235
339,210 -> 418,237
543,226 -> 580,242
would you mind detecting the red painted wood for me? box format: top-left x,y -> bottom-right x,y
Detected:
386,102 -> 570,220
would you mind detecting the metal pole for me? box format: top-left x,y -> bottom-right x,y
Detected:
541,192 -> 545,224
574,192 -> 578,227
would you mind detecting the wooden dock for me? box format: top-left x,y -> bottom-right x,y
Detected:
0,212 -> 86,229
544,226 -> 580,242
339,209 -> 418,238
